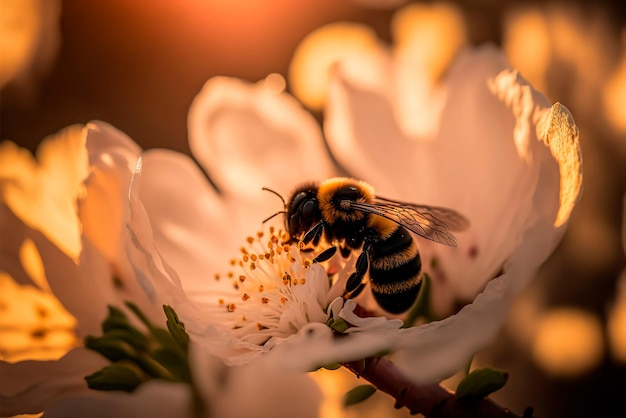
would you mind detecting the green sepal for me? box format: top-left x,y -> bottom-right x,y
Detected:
151,347 -> 192,383
84,334 -> 138,361
455,367 -> 509,402
321,363 -> 341,370
163,305 -> 190,351
343,384 -> 377,407
329,318 -> 349,333
85,361 -> 147,392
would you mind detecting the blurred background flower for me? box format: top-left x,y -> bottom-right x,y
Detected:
1,1 -> 625,417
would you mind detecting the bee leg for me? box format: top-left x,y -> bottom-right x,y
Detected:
302,221 -> 324,246
312,246 -> 337,263
343,246 -> 370,296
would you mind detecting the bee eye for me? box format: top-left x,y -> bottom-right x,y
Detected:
301,200 -> 316,219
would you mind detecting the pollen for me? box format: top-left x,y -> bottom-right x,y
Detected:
280,296 -> 288,304
258,284 -> 264,293
243,254 -> 249,262
303,260 -> 312,268
247,236 -> 255,244
300,278 -> 306,285
242,293 -> 251,301
271,234 -> 279,244
227,303 -> 236,312
250,262 -> 256,270
261,297 -> 270,304
251,254 -> 258,262
283,244 -> 290,252
257,231 -> 264,239
282,273 -> 291,285
269,226 -> 275,234
239,275 -> 246,282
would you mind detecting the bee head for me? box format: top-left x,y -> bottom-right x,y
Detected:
286,184 -> 320,238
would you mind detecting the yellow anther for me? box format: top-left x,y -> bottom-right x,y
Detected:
239,275 -> 246,282
261,297 -> 270,304
280,296 -> 288,304
300,278 -> 306,285
250,254 -> 258,262
242,293 -> 251,301
227,303 -> 236,312
247,236 -> 255,244
250,262 -> 256,270
214,273 -> 220,281
218,298 -> 224,305
258,284 -> 264,293
257,231 -> 264,238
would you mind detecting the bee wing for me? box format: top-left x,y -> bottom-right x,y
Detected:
350,197 -> 469,247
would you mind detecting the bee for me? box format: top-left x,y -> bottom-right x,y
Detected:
263,177 -> 469,314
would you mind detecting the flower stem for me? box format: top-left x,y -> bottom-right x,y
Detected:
342,357 -> 530,418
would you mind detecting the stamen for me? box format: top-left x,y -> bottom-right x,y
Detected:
261,298 -> 270,304
258,285 -> 264,293
242,293 -> 250,301
239,275 -> 246,282
247,236 -> 254,244
227,303 -> 236,312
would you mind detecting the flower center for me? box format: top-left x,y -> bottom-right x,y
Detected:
213,226 -> 333,345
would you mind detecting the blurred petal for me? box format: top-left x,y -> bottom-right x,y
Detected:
42,381 -> 192,418
0,125 -> 88,262
188,76 -> 335,201
191,341 -> 322,418
0,348 -> 107,416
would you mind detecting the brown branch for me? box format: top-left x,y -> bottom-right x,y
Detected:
342,357 -> 533,418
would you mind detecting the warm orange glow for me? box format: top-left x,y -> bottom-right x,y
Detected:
0,272 -> 78,362
19,238 -> 50,293
289,22 -> 381,110
391,2 -> 466,82
603,47 -> 626,134
0,125 -> 88,262
0,0 -> 41,87
532,308 -> 603,377
608,273 -> 626,363
503,8 -> 551,93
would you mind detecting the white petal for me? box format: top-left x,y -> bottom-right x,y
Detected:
188,76 -> 336,200
136,149 -> 233,296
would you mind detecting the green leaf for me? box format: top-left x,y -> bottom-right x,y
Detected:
455,367 -> 509,402
343,384 -> 377,407
84,361 -> 147,392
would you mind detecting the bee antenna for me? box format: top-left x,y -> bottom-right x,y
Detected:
262,210 -> 286,224
262,187 -> 287,208
262,187 -> 287,224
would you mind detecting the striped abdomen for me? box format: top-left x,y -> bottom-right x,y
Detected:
368,226 -> 422,314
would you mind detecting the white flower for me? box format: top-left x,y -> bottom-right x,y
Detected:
123,44 -> 581,385
0,124 -> 322,418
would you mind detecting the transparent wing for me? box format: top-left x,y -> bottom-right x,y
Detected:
349,196 -> 469,247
